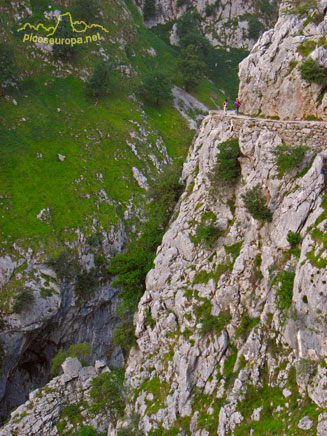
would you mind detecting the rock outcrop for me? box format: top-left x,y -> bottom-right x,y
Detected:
136,0 -> 280,50
0,225 -> 126,421
239,0 -> 327,120
0,357 -> 110,436
114,112 -> 327,435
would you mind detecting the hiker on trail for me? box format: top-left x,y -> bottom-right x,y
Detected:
234,98 -> 241,115
223,100 -> 228,114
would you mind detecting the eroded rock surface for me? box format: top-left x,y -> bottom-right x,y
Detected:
0,358 -> 109,436
115,112 -> 327,435
136,0 -> 280,50
239,0 -> 327,120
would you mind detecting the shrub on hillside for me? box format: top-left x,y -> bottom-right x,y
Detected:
177,0 -> 189,7
73,426 -> 105,436
300,58 -> 327,85
90,368 -> 125,422
241,185 -> 272,221
108,161 -> 184,314
271,144 -> 307,176
205,4 -> 216,16
178,45 -> 206,91
75,268 -> 99,300
13,288 -> 35,313
138,71 -> 172,106
176,12 -> 210,53
259,0 -> 278,20
276,270 -> 295,310
287,231 -> 301,248
235,312 -> 260,340
211,138 -> 241,185
72,0 -> 101,24
116,414 -> 143,436
52,19 -> 80,60
297,40 -> 317,56
50,342 -> 92,375
194,298 -> 231,336
0,43 -> 17,91
86,61 -> 112,98
247,15 -> 263,40
143,0 -> 156,21
288,0 -> 319,18
113,317 -> 136,356
47,249 -> 79,281
190,211 -> 222,248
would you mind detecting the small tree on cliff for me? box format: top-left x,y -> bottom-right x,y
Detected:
242,185 -> 272,222
300,58 -> 327,85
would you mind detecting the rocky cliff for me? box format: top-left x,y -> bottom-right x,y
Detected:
3,1 -> 327,435
5,110 -> 327,436
0,0 -> 191,421
112,111 -> 327,436
136,0 -> 280,50
239,0 -> 327,120
0,226 -> 126,420
1,357 -> 111,436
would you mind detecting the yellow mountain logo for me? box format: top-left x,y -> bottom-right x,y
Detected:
18,12 -> 108,36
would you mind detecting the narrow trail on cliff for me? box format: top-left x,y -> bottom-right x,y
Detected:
211,110 -> 327,125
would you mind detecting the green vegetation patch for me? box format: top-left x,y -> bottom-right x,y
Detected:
90,368 -> 125,422
272,144 -> 308,176
210,138 -> 241,186
190,211 -> 222,248
225,241 -> 243,260
297,40 -> 317,56
234,363 -> 320,436
287,0 -> 318,18
275,270 -> 295,310
140,375 -> 170,413
50,343 -> 92,376
235,312 -> 260,340
242,185 -> 272,222
192,389 -> 225,434
300,58 -> 327,85
192,261 -> 233,286
12,288 -> 35,313
113,317 -> 136,357
194,298 -> 231,336
138,71 -> 172,106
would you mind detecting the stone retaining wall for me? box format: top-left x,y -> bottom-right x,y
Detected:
211,112 -> 327,150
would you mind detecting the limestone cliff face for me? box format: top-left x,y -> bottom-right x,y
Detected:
239,0 -> 327,120
4,112 -> 327,435
136,0 -> 280,50
1,357 -> 110,436
0,226 -> 125,421
115,112 -> 327,435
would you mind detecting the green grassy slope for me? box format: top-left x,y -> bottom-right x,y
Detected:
0,0 -> 186,254
0,0 -> 243,259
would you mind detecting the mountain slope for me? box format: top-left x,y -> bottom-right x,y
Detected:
136,0 -> 280,50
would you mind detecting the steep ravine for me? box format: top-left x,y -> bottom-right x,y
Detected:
0,227 -> 126,421
5,111 -> 327,435
112,112 -> 327,436
2,0 -> 327,434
